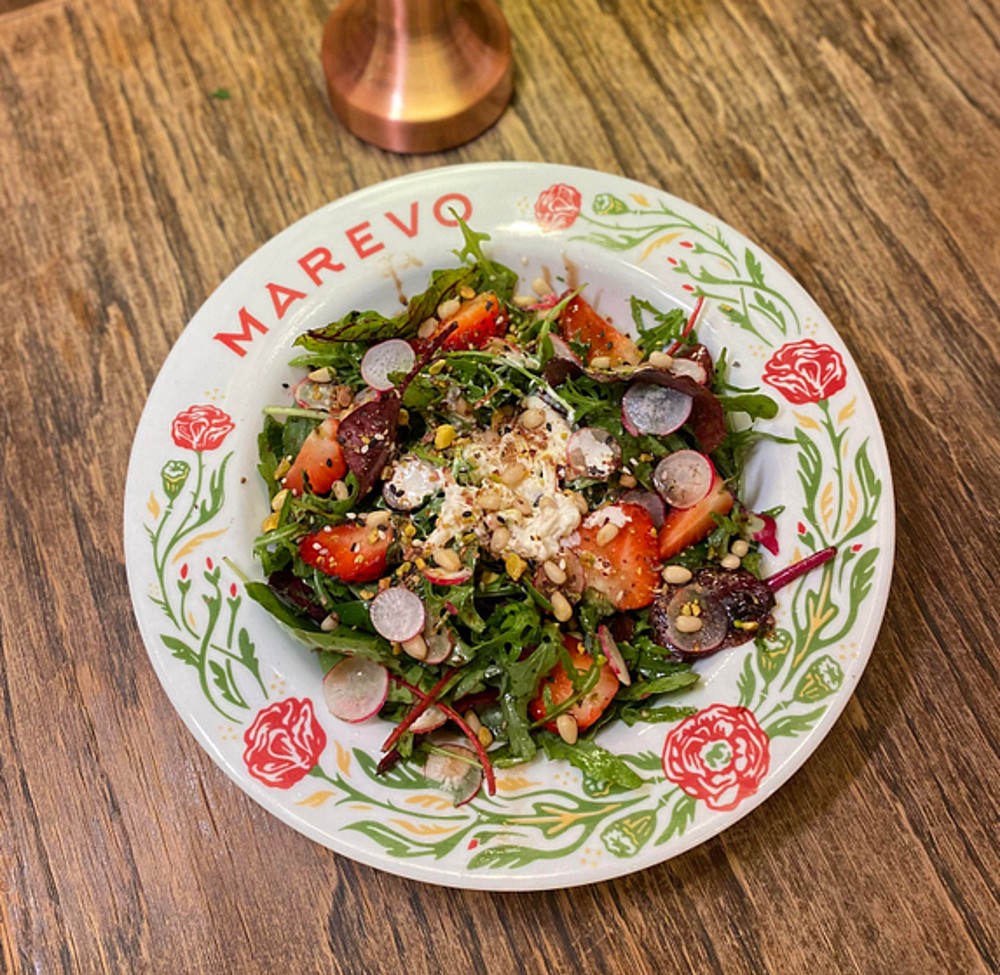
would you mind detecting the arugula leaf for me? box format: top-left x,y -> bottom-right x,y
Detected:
629,298 -> 687,354
540,734 -> 644,790
619,703 -> 697,726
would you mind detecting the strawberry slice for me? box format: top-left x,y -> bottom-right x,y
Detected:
283,416 -> 348,496
435,291 -> 506,351
572,502 -> 661,610
557,293 -> 641,366
529,635 -> 620,732
657,474 -> 734,559
299,522 -> 393,583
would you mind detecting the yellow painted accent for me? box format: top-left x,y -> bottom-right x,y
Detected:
844,475 -> 859,532
405,794 -> 455,811
389,819 -> 459,837
837,397 -> 856,425
296,790 -> 335,808
171,528 -> 228,562
496,775 -> 541,793
629,192 -> 650,207
793,411 -> 821,430
335,741 -> 352,777
147,493 -> 161,521
638,232 -> 681,262
820,482 -> 835,533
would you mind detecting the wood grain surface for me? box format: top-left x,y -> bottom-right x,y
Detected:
1,0 -> 997,972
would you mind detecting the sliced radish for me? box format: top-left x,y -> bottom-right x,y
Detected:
292,376 -> 336,411
566,427 -> 621,479
361,339 -> 416,392
369,587 -> 426,643
597,625 -> 631,686
621,382 -> 692,436
382,455 -> 442,510
619,489 -> 666,528
669,357 -> 708,385
422,565 -> 473,586
409,705 -> 447,733
322,656 -> 389,722
424,743 -> 483,806
423,624 -> 456,665
653,450 -> 714,509
751,512 -> 780,555
662,584 -> 729,656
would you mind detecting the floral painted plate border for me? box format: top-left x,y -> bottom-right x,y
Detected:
124,162 -> 894,890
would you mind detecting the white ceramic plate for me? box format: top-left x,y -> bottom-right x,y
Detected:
124,162 -> 893,890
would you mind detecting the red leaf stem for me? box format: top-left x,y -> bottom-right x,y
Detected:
665,294 -> 705,356
380,668 -> 455,754
764,546 -> 838,592
389,674 -> 497,796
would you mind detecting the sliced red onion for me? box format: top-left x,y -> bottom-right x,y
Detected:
566,427 -> 622,479
597,625 -> 630,686
382,455 -> 442,511
361,339 -> 417,392
369,587 -> 426,643
619,489 -> 666,528
653,450 -> 715,509
424,743 -> 483,806
322,656 -> 389,723
621,382 -> 693,436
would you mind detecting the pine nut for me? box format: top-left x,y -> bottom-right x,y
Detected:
271,488 -> 289,512
308,366 -> 332,383
332,480 -> 350,501
556,713 -> 578,745
320,612 -> 339,632
596,522 -> 620,547
512,294 -> 535,308
675,615 -> 703,634
662,565 -> 693,585
401,634 -> 428,660
365,510 -> 391,528
731,539 -> 750,558
437,297 -> 460,320
550,591 -> 573,623
464,710 -> 483,734
648,351 -> 674,369
721,554 -> 741,570
490,526 -> 511,552
519,408 -> 546,430
532,276 -> 554,296
543,560 -> 567,585
433,548 -> 462,572
619,473 -> 637,488
590,355 -> 612,370
459,285 -> 476,300
478,490 -> 504,511
501,462 -> 527,487
568,491 -> 588,514
417,316 -> 438,339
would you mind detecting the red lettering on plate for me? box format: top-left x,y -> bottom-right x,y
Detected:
266,282 -> 308,320
299,247 -> 346,286
385,202 -> 419,238
433,193 -> 473,227
346,221 -> 385,260
214,306 -> 269,357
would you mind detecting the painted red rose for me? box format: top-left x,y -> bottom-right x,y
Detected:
534,183 -> 582,232
243,697 -> 327,789
662,704 -> 770,812
171,404 -> 236,452
762,339 -> 847,405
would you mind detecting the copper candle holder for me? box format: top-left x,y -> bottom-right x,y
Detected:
321,0 -> 513,154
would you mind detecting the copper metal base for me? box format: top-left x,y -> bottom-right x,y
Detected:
321,0 -> 513,154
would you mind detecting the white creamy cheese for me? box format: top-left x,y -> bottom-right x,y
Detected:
423,397 -> 582,562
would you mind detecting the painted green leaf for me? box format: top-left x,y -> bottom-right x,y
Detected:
764,705 -> 827,739
755,628 -> 793,685
737,654 -> 756,708
468,844 -> 550,870
161,634 -> 198,667
601,809 -> 657,858
656,793 -> 696,845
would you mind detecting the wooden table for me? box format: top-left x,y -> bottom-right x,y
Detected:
1,0 -> 997,972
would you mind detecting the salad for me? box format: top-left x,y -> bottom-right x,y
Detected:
250,222 -> 834,805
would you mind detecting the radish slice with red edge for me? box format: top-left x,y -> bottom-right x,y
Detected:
424,743 -> 483,806
619,489 -> 666,528
423,624 -> 455,664
369,587 -> 426,643
621,382 -> 692,436
361,339 -> 416,392
597,625 -> 631,686
323,656 -> 389,723
653,450 -> 714,509
292,377 -> 335,411
662,584 -> 729,656
383,455 -> 442,511
421,565 -> 473,586
566,427 -> 621,479
409,705 -> 447,733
